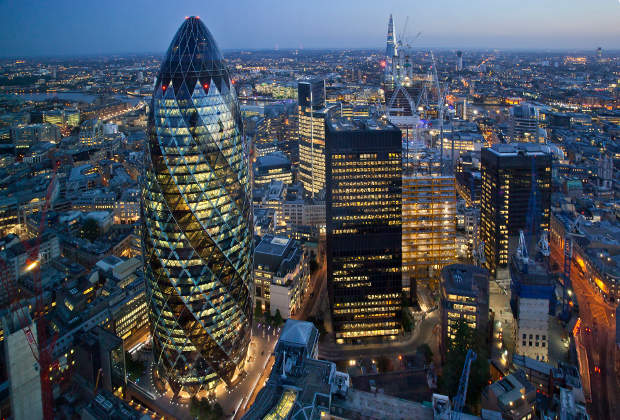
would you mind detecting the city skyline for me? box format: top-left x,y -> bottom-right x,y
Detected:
1,0 -> 620,57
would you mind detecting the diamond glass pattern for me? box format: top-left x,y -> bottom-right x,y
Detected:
141,17 -> 253,397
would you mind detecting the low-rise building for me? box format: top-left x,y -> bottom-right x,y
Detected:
440,264 -> 490,356
254,235 -> 308,318
482,370 -> 536,420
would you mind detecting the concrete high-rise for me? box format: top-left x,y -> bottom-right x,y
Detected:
480,144 -> 551,280
326,117 -> 402,343
141,17 -> 253,397
402,174 -> 457,303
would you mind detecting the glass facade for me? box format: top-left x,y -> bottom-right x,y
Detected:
141,17 -> 252,397
480,144 -> 551,277
325,117 -> 403,343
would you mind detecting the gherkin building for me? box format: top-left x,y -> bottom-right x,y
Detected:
141,16 -> 253,397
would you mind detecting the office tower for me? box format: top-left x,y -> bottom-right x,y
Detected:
402,174 -> 457,303
596,47 -> 602,61
509,103 -> 544,143
326,117 -> 402,343
141,16 -> 252,397
480,144 -> 552,279
439,264 -> 489,357
298,80 -> 331,197
456,50 -> 463,71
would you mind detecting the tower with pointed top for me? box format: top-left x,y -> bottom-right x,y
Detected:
141,16 -> 252,397
386,14 -> 396,59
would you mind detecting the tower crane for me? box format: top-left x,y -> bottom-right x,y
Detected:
451,349 -> 477,420
0,161 -> 61,420
430,51 -> 447,173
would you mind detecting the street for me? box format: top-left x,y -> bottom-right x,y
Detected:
550,244 -> 619,420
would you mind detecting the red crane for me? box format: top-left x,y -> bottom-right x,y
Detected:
0,160 -> 60,420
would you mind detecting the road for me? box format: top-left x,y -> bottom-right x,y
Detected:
550,244 -> 619,420
129,324 -> 279,420
294,253 -> 326,321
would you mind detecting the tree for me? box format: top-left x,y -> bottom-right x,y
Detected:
273,309 -> 284,327
81,217 -> 100,242
124,351 -> 145,381
417,344 -> 433,364
402,308 -> 413,333
309,258 -> 319,274
438,319 -> 489,412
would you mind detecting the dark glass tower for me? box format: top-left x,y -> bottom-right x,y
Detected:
480,144 -> 551,278
141,17 -> 252,397
325,117 -> 403,343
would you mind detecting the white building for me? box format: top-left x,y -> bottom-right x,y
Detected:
254,235 -> 309,318
517,298 -> 550,362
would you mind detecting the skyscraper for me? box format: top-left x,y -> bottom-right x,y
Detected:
402,174 -> 457,303
509,103 -> 544,143
480,144 -> 551,280
325,117 -> 402,343
141,17 -> 253,397
385,14 -> 397,59
298,79 -> 332,197
456,50 -> 463,72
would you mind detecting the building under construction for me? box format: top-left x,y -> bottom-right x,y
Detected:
402,172 -> 457,303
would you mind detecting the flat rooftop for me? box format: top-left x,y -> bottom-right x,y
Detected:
327,116 -> 399,132
486,143 -> 551,157
254,235 -> 291,257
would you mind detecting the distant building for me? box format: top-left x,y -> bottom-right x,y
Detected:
253,151 -> 293,186
79,119 -> 104,148
457,50 -> 463,72
482,370 -> 536,420
114,188 -> 140,225
326,117 -> 402,343
480,144 -> 552,279
440,264 -> 490,356
510,103 -> 545,143
10,123 -> 61,152
254,235 -> 309,318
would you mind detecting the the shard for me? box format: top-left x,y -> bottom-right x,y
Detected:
385,14 -> 397,59
141,16 -> 253,397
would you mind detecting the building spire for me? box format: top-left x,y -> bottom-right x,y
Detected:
386,14 -> 396,58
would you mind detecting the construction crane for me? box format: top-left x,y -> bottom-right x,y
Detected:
0,161 -> 60,420
451,349 -> 477,420
430,51 -> 447,174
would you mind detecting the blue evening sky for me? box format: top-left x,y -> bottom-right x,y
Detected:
0,0 -> 618,57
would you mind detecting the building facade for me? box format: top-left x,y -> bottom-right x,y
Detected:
439,264 -> 489,356
480,144 -> 552,278
326,117 -> 402,343
402,174 -> 456,302
254,235 -> 308,319
298,80 -> 331,197
141,17 -> 252,397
